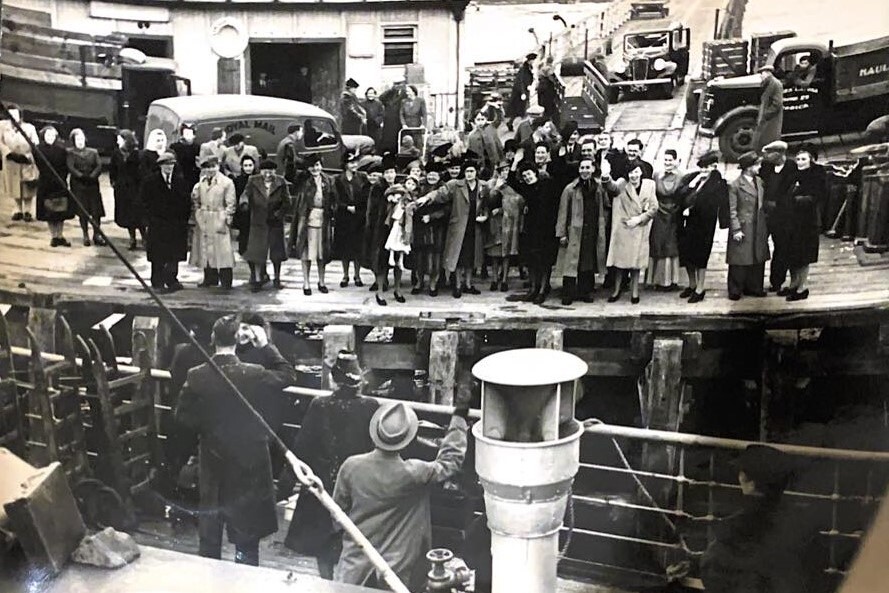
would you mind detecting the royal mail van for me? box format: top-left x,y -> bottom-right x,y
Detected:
144,94 -> 346,170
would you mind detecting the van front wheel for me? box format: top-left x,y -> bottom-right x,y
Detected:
719,116 -> 757,162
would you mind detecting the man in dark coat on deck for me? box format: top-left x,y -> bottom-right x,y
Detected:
507,53 -> 536,131
277,350 -> 379,579
143,152 -> 190,292
175,314 -> 297,566
759,140 -> 798,294
754,65 -> 784,153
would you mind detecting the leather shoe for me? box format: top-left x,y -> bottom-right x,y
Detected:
745,290 -> 767,298
631,296 -> 640,305
464,286 -> 481,295
167,282 -> 184,293
533,293 -> 546,305
499,282 -> 508,292
340,279 -> 349,288
273,279 -> 284,290
688,290 -> 706,303
679,287 -> 694,299
354,278 -> 364,287
318,284 -> 329,294
375,294 -> 387,306
607,293 -> 620,303
410,287 -> 422,295
11,212 -> 23,221
728,293 -> 741,301
303,287 -> 312,296
786,288 -> 809,301
777,287 -> 791,297
452,287 -> 462,299
428,288 -> 438,297
50,238 -> 60,247
59,238 -> 71,247
369,282 -> 378,291
561,296 -> 573,306
394,292 -> 406,303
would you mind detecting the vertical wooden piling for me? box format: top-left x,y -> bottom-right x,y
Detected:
132,316 -> 168,431
27,307 -> 56,353
429,331 -> 459,405
322,325 -> 356,388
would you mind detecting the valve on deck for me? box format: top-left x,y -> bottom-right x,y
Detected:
471,348 -> 588,593
425,548 -> 470,592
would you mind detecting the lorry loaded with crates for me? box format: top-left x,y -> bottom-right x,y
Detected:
0,4 -> 191,155
698,32 -> 889,161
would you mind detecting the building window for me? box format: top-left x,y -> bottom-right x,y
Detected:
383,25 -> 417,66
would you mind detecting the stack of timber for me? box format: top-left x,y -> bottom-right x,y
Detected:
701,38 -> 749,80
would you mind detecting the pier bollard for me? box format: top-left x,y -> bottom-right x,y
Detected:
472,349 -> 588,593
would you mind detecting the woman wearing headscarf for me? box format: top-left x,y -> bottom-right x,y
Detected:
35,126 -> 74,247
66,128 -> 105,246
518,161 -> 560,304
240,159 -> 290,291
289,154 -> 335,296
677,150 -> 727,303
140,128 -> 169,180
701,445 -> 819,593
604,164 -> 659,304
110,129 -> 145,250
647,149 -> 685,291
232,154 -> 257,256
334,152 -> 370,288
783,146 -> 826,301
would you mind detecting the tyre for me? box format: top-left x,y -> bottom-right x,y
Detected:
718,116 -> 757,162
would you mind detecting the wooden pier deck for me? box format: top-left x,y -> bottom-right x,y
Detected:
0,162 -> 887,332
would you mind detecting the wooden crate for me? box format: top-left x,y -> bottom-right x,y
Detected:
702,38 -> 750,80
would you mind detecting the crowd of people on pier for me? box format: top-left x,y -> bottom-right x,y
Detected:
1,78 -> 830,304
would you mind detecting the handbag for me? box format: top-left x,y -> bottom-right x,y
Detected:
44,195 -> 68,214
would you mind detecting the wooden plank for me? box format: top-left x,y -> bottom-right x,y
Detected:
0,45 -> 122,80
429,331 -> 459,406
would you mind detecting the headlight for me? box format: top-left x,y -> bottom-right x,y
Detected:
653,58 -> 667,71
613,62 -> 626,74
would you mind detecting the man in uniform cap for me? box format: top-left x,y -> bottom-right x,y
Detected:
759,139 -> 798,294
754,63 -> 784,152
333,398 -> 470,590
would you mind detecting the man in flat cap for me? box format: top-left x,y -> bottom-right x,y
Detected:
341,78 -> 367,135
191,155 -> 237,289
143,151 -> 190,292
507,52 -> 537,132
754,64 -> 784,153
333,398 -> 470,590
759,140 -> 798,295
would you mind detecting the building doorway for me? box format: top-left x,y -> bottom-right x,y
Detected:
249,40 -> 344,117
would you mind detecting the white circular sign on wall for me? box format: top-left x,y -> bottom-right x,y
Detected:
209,17 -> 248,59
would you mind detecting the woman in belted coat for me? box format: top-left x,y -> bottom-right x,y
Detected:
726,152 -> 770,300
240,159 -> 290,291
289,154 -> 336,295
67,128 -> 105,247
190,156 -> 237,289
35,126 -> 75,247
604,164 -> 659,304
110,129 -> 145,250
333,152 -> 370,288
783,147 -> 826,301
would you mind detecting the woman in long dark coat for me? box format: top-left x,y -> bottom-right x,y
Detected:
241,160 -> 290,291
412,164 -> 447,295
362,88 -> 385,148
379,85 -> 404,154
363,156 -> 397,305
35,125 -> 75,247
278,351 -> 379,579
334,152 -> 370,287
110,129 -> 145,250
784,147 -> 826,301
66,128 -> 105,246
232,154 -> 257,256
678,150 -> 728,302
518,162 -> 560,304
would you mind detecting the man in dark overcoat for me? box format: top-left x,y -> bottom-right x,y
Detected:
759,140 -> 798,294
754,65 -> 784,153
555,158 -> 602,305
727,152 -> 770,300
143,151 -> 190,292
278,350 -> 379,579
507,53 -> 536,131
175,314 -> 296,566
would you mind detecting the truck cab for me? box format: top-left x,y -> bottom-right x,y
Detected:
607,20 -> 691,101
699,35 -> 889,160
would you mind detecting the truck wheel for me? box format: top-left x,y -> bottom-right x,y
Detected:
718,116 -> 757,162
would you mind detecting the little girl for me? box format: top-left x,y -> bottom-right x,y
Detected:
383,184 -> 414,303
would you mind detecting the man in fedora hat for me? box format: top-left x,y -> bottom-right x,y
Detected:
333,399 -> 470,590
175,314 -> 296,566
754,64 -> 784,153
143,151 -> 190,292
278,350 -> 379,579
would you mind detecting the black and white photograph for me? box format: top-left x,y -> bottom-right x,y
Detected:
1,0 -> 888,592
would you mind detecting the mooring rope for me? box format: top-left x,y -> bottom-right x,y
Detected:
0,101 -> 410,593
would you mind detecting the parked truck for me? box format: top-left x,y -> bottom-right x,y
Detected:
0,10 -> 190,155
699,34 -> 889,161
605,18 -> 691,101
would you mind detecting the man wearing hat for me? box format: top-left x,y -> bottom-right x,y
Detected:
199,127 -> 227,165
514,104 -> 545,146
754,64 -> 784,152
239,159 -> 291,291
480,92 -> 506,130
278,350 -> 379,579
759,140 -> 798,295
333,399 -> 470,590
417,152 -> 489,298
191,155 -> 237,289
701,444 -> 820,593
142,151 -> 190,292
290,153 -> 335,295
726,151 -> 770,300
276,123 -> 304,184
341,78 -> 367,135
507,52 -> 537,132
221,133 -> 261,178
175,314 -> 296,567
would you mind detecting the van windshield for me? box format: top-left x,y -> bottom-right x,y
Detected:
303,118 -> 338,148
144,105 -> 179,148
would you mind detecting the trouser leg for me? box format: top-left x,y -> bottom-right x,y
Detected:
316,540 -> 342,580
748,263 -> 766,294
562,276 -> 577,302
150,262 -> 164,288
219,268 -> 233,289
727,265 -> 744,298
197,449 -> 223,560
234,540 -> 260,566
164,262 -> 180,287
577,270 -> 595,296
203,267 -> 219,287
